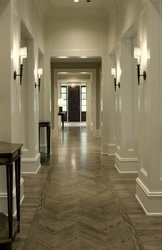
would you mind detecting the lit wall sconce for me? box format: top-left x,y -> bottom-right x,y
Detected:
14,47 -> 27,85
134,47 -> 146,85
111,68 -> 120,91
35,68 -> 43,92
58,98 -> 64,113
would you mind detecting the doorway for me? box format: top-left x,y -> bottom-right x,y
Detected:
60,84 -> 87,122
68,86 -> 80,122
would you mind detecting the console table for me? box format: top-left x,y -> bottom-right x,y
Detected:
58,112 -> 65,129
39,121 -> 50,161
0,141 -> 23,248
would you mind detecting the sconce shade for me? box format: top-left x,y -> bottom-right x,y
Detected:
35,68 -> 43,92
111,68 -> 116,76
58,98 -> 64,107
20,47 -> 27,63
134,47 -> 141,63
38,68 -> 43,77
13,47 -> 27,85
134,47 -> 147,85
20,47 -> 27,57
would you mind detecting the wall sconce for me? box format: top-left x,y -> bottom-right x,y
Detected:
134,47 -> 146,85
14,47 -> 27,85
35,68 -> 43,92
58,98 -> 64,113
111,68 -> 120,91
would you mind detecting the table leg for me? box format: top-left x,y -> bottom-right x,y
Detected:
15,156 -> 21,232
61,114 -> 65,129
47,125 -> 50,161
39,126 -> 41,153
6,164 -> 13,239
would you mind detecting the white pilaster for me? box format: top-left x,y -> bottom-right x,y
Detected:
136,0 -> 162,215
21,41 -> 41,173
107,54 -> 116,155
115,39 -> 138,173
101,56 -> 111,154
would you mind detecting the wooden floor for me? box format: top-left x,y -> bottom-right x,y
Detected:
11,126 -> 162,250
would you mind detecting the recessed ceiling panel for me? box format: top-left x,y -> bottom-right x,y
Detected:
49,0 -> 103,9
37,0 -> 117,16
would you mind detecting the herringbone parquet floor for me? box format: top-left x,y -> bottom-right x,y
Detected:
12,126 -> 162,250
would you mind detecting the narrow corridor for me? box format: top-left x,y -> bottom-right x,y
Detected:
12,126 -> 162,250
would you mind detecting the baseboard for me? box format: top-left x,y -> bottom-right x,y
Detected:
101,152 -> 108,155
115,153 -> 138,173
107,143 -> 116,156
0,177 -> 24,215
21,153 -> 41,174
136,178 -> 162,215
52,128 -> 58,137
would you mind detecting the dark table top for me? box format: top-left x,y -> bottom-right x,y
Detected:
39,121 -> 50,126
0,141 -> 23,165
0,142 -> 23,155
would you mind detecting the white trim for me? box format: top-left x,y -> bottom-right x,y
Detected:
101,151 -> 108,155
115,153 -> 138,162
53,68 -> 97,138
136,178 -> 162,215
135,195 -> 162,216
107,143 -> 116,147
13,194 -> 25,217
0,178 -> 24,215
115,153 -> 138,173
114,164 -> 138,174
22,164 -> 41,174
136,178 -> 162,196
22,152 -> 40,162
107,143 -> 116,156
141,168 -> 148,177
22,153 -> 41,174
0,178 -> 24,198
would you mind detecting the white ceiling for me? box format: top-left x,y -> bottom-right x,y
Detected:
37,0 -> 117,16
51,57 -> 101,63
50,0 -> 105,9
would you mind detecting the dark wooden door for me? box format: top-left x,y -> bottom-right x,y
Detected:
68,86 -> 80,122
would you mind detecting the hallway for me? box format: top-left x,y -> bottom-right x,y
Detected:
11,126 -> 162,250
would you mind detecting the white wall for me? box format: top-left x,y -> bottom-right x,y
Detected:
136,0 -> 162,214
45,10 -> 107,55
0,2 -> 11,142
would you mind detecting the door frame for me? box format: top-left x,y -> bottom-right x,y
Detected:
52,69 -> 97,136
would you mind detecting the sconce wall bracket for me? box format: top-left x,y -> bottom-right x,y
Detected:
137,64 -> 146,85
35,78 -> 40,92
114,78 -> 120,91
13,64 -> 23,85
114,78 -> 116,91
